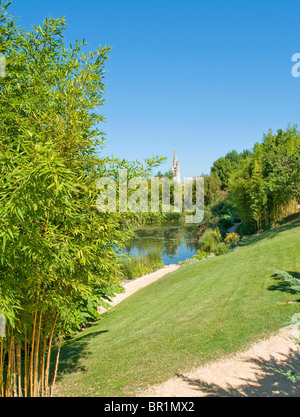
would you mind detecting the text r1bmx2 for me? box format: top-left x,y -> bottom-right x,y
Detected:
104,401 -> 195,414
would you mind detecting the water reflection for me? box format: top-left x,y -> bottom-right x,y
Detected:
125,224 -> 198,265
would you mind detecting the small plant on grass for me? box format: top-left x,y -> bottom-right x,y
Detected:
194,250 -> 209,260
271,269 -> 300,382
273,269 -> 300,293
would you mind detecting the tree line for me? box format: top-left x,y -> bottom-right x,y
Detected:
210,126 -> 300,233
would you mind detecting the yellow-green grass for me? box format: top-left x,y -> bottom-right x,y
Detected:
56,216 -> 300,396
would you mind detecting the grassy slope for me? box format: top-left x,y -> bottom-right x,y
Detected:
56,216 -> 300,397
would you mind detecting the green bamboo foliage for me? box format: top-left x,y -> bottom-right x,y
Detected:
0,2 -> 163,397
229,126 -> 300,233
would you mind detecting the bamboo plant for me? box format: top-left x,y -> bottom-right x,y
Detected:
0,1 -> 163,397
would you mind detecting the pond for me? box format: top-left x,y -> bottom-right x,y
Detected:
125,224 -> 198,265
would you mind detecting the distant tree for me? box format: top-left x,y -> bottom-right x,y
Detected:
155,169 -> 174,180
211,150 -> 251,190
211,156 -> 233,190
203,175 -> 222,206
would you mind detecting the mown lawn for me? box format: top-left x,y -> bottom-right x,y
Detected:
55,216 -> 300,396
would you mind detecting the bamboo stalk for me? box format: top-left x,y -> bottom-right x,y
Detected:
29,309 -> 38,397
33,311 -> 43,397
12,337 -> 17,397
5,333 -> 13,397
44,313 -> 58,397
0,339 -> 4,397
16,342 -> 22,397
40,335 -> 47,397
24,330 -> 28,397
50,335 -> 61,397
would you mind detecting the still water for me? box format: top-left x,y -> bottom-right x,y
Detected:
125,224 -> 198,265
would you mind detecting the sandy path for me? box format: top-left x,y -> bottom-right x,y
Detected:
140,326 -> 300,397
98,264 -> 180,314
227,222 -> 242,234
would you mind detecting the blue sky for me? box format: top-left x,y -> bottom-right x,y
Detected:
8,0 -> 300,176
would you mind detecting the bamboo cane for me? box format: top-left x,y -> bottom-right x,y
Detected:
0,339 -> 3,397
16,342 -> 22,397
24,330 -> 28,397
33,311 -> 43,397
12,337 -> 17,397
44,313 -> 58,397
29,309 -> 38,397
50,335 -> 61,397
5,333 -> 13,397
40,335 -> 47,397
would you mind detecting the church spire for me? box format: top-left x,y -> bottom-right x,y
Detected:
173,147 -> 178,163
172,147 -> 181,183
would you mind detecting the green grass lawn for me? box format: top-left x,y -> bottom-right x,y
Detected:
55,216 -> 300,397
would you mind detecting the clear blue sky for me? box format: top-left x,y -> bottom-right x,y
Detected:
8,0 -> 300,176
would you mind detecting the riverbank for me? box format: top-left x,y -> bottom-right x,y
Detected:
112,222 -> 242,309
56,215 -> 300,397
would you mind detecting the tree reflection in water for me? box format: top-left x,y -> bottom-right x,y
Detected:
125,224 -> 198,265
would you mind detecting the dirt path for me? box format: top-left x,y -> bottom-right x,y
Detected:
227,222 -> 242,234
140,326 -> 300,397
98,264 -> 180,314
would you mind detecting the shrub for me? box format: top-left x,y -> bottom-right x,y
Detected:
218,215 -> 234,230
218,214 -> 235,236
198,229 -> 222,252
195,220 -> 219,239
224,232 -> 240,247
271,270 -> 300,382
214,243 -> 230,256
194,250 -> 209,260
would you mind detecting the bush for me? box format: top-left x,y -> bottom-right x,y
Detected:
218,214 -> 235,236
194,250 -> 209,260
178,250 -> 209,265
163,212 -> 184,223
235,222 -> 256,236
196,220 -> 219,239
214,243 -> 230,256
198,229 -> 222,252
224,232 -> 240,247
218,215 -> 234,229
271,270 -> 300,382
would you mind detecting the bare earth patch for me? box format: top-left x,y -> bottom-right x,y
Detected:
140,326 -> 300,397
